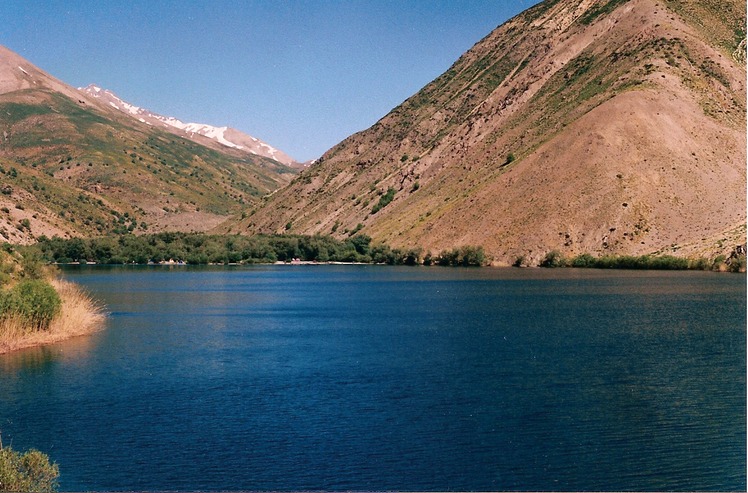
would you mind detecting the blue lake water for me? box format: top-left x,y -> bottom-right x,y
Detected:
0,266 -> 745,491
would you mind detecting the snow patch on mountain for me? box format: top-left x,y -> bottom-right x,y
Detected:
77,84 -> 300,162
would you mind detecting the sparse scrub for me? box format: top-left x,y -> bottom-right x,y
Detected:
578,0 -> 630,25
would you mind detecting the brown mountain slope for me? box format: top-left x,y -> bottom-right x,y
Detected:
229,0 -> 746,265
0,46 -> 296,243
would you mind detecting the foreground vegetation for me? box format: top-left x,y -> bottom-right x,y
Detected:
30,233 -> 488,266
0,249 -> 60,332
0,246 -> 105,354
0,438 -> 59,492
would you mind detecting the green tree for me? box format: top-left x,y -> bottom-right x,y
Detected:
0,442 -> 59,492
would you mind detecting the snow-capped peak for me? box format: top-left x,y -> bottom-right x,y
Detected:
77,84 -> 297,166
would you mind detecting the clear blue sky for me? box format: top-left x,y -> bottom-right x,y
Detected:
2,1 -> 538,162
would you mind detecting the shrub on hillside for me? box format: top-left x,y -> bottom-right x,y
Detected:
371,187 -> 396,214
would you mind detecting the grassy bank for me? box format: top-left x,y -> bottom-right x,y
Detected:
0,249 -> 105,355
0,279 -> 106,354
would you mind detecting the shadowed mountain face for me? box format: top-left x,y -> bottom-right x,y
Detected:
0,46 -> 297,244
233,0 -> 746,265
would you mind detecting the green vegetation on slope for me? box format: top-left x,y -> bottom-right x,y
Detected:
0,89 -> 296,240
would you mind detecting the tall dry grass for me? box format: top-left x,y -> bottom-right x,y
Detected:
0,279 -> 106,354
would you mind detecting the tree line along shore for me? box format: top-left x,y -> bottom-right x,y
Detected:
18,232 -> 747,272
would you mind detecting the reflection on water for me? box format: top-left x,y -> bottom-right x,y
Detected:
0,266 -> 745,492
0,345 -> 58,374
1,330 -> 100,374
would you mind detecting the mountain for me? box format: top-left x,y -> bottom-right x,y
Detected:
0,45 -> 296,244
78,84 -> 300,167
230,0 -> 747,265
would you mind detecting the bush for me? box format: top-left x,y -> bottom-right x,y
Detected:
729,254 -> 746,273
371,187 -> 396,214
436,246 -> 486,266
19,251 -> 46,280
402,248 -> 422,266
540,250 -> 566,268
0,280 -> 62,330
459,246 -> 486,266
712,255 -> 727,271
0,444 -> 59,492
688,257 -> 710,271
570,253 -> 595,268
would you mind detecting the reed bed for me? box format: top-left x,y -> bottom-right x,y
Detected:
0,279 -> 106,354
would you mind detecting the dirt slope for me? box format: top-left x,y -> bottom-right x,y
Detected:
230,0 -> 746,265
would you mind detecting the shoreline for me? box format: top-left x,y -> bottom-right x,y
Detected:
0,278 -> 106,355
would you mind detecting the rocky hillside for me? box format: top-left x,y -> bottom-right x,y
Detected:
0,45 -> 297,244
232,0 -> 746,265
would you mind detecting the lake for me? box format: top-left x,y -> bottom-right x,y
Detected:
0,266 -> 745,491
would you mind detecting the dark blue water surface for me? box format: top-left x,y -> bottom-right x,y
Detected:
0,266 -> 745,491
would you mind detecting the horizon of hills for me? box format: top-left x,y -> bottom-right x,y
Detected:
0,0 -> 746,266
